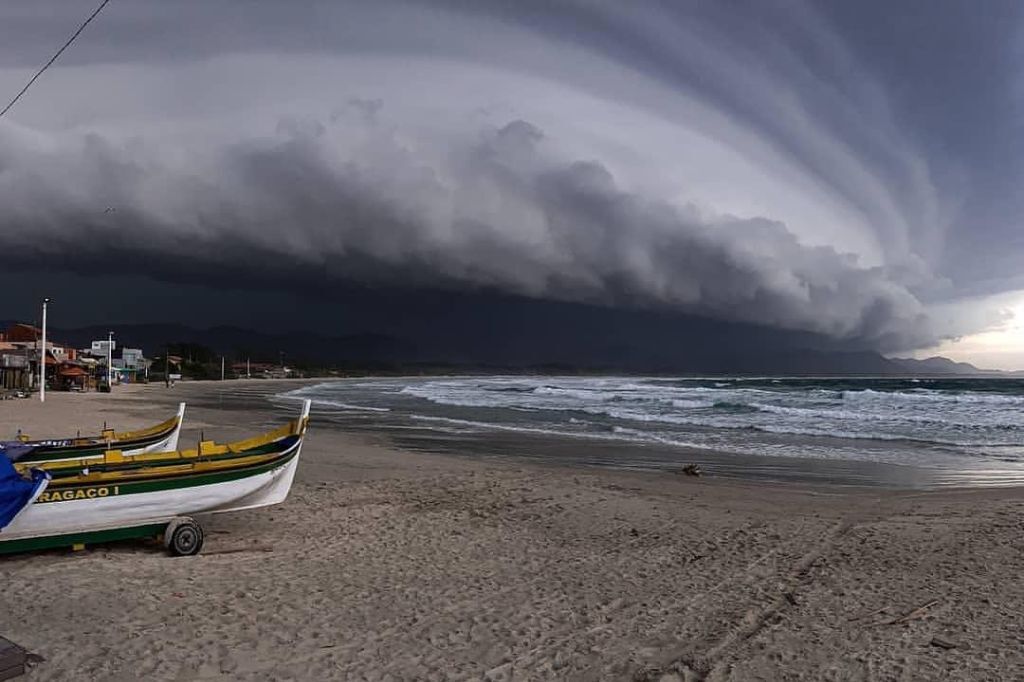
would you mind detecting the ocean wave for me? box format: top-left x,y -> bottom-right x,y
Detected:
408,414 -> 749,455
670,399 -> 716,409
842,388 -> 1024,405
299,398 -> 391,412
747,423 -> 1021,448
609,426 -> 727,451
398,384 -> 516,408
410,414 -> 632,442
747,401 -> 1022,429
581,406 -> 695,424
711,400 -> 760,412
287,378 -> 1024,460
404,413 -> 1024,464
277,382 -> 334,398
577,404 -> 1021,448
532,385 -> 619,401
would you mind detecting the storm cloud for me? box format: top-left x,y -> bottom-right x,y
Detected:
0,0 -> 1021,353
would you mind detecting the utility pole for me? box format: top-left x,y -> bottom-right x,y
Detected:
39,297 -> 49,403
220,356 -> 225,381
164,344 -> 170,388
107,330 -> 114,388
246,357 -> 250,379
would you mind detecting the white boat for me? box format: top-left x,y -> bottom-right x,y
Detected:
1,402 -> 186,465
0,400 -> 310,556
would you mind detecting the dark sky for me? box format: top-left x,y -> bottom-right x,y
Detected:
0,1 -> 1021,364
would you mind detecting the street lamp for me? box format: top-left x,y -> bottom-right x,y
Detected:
39,298 -> 50,403
107,331 -> 114,388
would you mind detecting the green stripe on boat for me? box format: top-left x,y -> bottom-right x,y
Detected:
34,445 -> 300,502
43,436 -> 300,481
17,429 -> 176,462
0,523 -> 167,555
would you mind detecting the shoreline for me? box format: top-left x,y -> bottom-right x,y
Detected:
203,376 -> 1024,491
3,381 -> 1024,679
6,378 -> 1024,493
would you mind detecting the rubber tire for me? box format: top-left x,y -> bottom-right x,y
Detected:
165,518 -> 204,557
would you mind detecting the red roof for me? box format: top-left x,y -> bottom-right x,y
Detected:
6,323 -> 41,343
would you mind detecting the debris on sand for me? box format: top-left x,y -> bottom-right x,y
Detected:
679,464 -> 702,477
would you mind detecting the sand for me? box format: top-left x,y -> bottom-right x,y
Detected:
2,382 -> 1024,680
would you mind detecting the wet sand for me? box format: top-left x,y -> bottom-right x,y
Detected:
3,382 -> 1024,680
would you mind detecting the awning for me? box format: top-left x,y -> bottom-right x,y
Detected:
58,366 -> 88,377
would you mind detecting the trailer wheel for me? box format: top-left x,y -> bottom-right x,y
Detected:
164,517 -> 204,556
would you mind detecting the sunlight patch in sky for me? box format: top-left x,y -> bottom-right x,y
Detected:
913,290 -> 1024,370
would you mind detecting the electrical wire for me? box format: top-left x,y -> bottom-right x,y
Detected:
0,0 -> 113,120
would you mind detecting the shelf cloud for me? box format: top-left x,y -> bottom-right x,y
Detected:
0,0 -> 1021,352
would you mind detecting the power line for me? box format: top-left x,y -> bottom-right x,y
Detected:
0,0 -> 113,121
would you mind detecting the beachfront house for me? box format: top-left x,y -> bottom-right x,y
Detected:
111,347 -> 150,383
121,348 -> 144,368
78,341 -> 150,384
89,339 -> 114,357
0,343 -> 31,391
1,323 -> 76,392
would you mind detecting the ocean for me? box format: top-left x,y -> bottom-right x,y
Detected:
278,376 -> 1024,488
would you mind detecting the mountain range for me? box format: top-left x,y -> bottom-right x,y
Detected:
6,314 -> 1015,376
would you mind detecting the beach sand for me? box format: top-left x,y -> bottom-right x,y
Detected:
2,382 -> 1024,680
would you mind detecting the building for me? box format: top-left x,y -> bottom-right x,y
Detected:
109,347 -> 151,383
90,339 -> 115,356
1,323 -> 76,390
56,364 -> 89,392
4,323 -> 43,344
3,324 -> 74,360
0,343 -> 31,390
121,348 -> 144,369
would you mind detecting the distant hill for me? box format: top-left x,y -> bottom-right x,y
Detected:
1,313 -> 1013,376
891,356 -> 988,375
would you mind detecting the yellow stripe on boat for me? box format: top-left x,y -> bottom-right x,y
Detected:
17,414 -> 309,487
110,411 -> 184,441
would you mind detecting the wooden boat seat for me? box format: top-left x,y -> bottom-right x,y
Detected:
198,441 -> 226,456
104,450 -> 125,464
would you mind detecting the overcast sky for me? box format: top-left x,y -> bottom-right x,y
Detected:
0,1 -> 1021,367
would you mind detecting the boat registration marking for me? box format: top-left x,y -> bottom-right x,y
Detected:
37,486 -> 121,503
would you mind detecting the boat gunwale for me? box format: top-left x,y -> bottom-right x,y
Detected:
36,439 -> 303,495
14,405 -> 186,460
19,415 -> 309,487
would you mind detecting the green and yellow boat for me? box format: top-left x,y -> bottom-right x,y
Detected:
1,403 -> 187,465
0,400 -> 310,556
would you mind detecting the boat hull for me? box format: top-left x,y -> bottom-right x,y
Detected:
11,403 -> 186,464
0,439 -> 301,554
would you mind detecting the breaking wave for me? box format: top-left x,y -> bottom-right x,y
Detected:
281,375 -> 1024,473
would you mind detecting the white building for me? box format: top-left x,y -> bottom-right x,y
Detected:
121,348 -> 144,368
90,339 -> 116,355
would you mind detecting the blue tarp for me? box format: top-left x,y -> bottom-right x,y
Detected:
0,456 -> 48,530
0,441 -> 37,462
